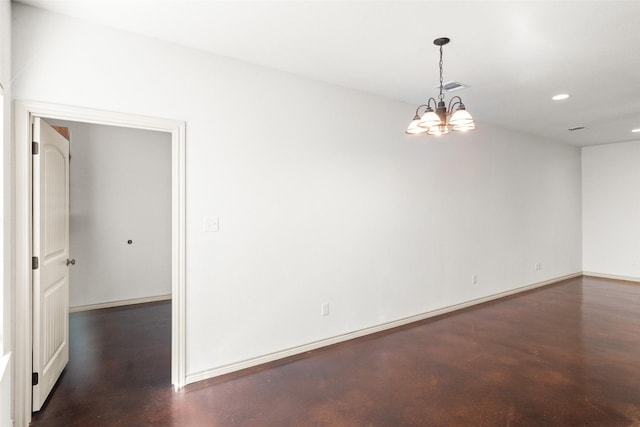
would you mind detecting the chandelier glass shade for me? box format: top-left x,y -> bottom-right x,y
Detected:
406,37 -> 475,136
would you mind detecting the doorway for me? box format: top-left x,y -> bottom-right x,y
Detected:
31,118 -> 172,411
47,119 -> 172,312
14,101 -> 186,427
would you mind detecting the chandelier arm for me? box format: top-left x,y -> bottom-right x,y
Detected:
414,104 -> 429,116
414,98 -> 440,117
447,96 -> 464,112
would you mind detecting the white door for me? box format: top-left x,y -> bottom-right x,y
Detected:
32,118 -> 70,411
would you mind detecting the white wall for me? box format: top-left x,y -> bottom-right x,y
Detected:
47,120 -> 171,308
583,140 -> 640,279
0,0 -> 10,425
12,4 -> 582,379
0,0 -> 9,344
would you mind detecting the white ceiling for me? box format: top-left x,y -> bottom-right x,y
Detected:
17,0 -> 640,146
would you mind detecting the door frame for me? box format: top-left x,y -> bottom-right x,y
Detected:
14,101 -> 186,426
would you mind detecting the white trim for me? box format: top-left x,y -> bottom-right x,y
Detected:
0,352 -> 9,383
582,271 -> 640,283
69,294 -> 172,313
186,272 -> 581,385
14,101 -> 187,427
0,353 -> 10,425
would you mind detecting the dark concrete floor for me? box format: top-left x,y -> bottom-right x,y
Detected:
31,276 -> 640,426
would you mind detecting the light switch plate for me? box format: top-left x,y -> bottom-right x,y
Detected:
321,303 -> 330,316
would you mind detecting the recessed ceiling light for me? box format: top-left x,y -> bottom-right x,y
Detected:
552,94 -> 570,101
632,128 -> 640,133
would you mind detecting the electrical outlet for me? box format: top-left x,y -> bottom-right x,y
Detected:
472,275 -> 477,285
203,216 -> 219,232
535,262 -> 542,271
321,303 -> 330,316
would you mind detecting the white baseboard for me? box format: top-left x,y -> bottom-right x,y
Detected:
582,271 -> 640,283
186,272 -> 581,385
69,294 -> 172,313
0,352 -> 10,427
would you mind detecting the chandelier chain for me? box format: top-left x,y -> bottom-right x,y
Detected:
438,44 -> 444,101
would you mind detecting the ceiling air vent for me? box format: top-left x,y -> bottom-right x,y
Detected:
434,81 -> 469,92
568,126 -> 585,131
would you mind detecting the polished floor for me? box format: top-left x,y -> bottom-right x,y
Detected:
31,276 -> 640,426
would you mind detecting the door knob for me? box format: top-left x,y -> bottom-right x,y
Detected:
66,259 -> 76,266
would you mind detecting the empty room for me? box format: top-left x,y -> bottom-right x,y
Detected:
1,1 -> 640,426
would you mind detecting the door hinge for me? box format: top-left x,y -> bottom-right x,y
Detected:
32,141 -> 39,155
32,372 -> 39,386
32,256 -> 39,270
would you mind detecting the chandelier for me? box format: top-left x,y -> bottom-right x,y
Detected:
406,37 -> 475,136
